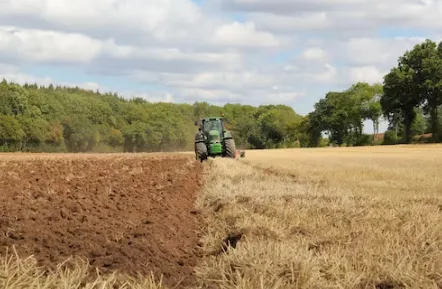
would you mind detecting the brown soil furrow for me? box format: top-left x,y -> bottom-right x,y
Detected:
0,154 -> 203,288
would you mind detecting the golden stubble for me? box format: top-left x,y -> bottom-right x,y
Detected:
193,145 -> 442,289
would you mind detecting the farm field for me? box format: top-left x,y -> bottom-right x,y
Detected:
194,145 -> 442,288
0,145 -> 442,288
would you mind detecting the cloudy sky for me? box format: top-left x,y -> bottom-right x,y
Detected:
1,0 -> 441,132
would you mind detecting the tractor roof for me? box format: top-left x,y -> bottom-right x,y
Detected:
202,117 -> 223,121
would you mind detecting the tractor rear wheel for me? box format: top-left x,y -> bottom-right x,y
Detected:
224,138 -> 236,158
195,142 -> 208,162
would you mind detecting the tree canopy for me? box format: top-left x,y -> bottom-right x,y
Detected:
380,39 -> 442,143
0,80 -> 310,152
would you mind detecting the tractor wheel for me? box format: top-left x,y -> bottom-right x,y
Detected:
224,138 -> 236,158
195,142 -> 208,162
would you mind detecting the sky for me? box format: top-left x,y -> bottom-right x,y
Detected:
1,0 -> 442,133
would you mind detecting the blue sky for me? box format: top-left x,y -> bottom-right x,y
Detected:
0,0 -> 440,133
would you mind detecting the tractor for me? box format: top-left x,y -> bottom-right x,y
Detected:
194,115 -> 237,162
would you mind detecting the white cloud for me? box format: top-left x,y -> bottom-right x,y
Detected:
145,71 -> 276,90
223,0 -> 442,33
339,37 -> 428,67
214,21 -> 280,47
302,47 -> 327,61
349,66 -> 386,84
262,90 -> 304,103
304,63 -> 338,84
0,26 -> 102,63
246,12 -> 329,33
222,0 -> 367,14
103,44 -> 243,67
0,0 -> 203,42
0,25 -> 246,75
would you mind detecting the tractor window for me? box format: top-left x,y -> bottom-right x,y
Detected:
203,120 -> 221,133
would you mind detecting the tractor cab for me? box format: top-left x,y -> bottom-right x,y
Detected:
195,117 -> 226,138
202,118 -> 224,139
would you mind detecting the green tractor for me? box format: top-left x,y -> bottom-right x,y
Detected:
194,116 -> 236,161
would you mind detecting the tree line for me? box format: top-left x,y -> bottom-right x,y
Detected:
0,80 -> 310,152
1,38 -> 441,152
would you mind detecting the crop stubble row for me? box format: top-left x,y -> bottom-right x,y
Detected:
0,153 -> 204,288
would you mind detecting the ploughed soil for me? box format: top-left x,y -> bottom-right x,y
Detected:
0,153 -> 204,288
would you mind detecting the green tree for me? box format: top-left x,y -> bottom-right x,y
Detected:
381,63 -> 420,143
0,115 -> 25,150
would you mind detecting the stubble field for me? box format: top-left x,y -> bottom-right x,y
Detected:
1,145 -> 442,288
195,145 -> 442,289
